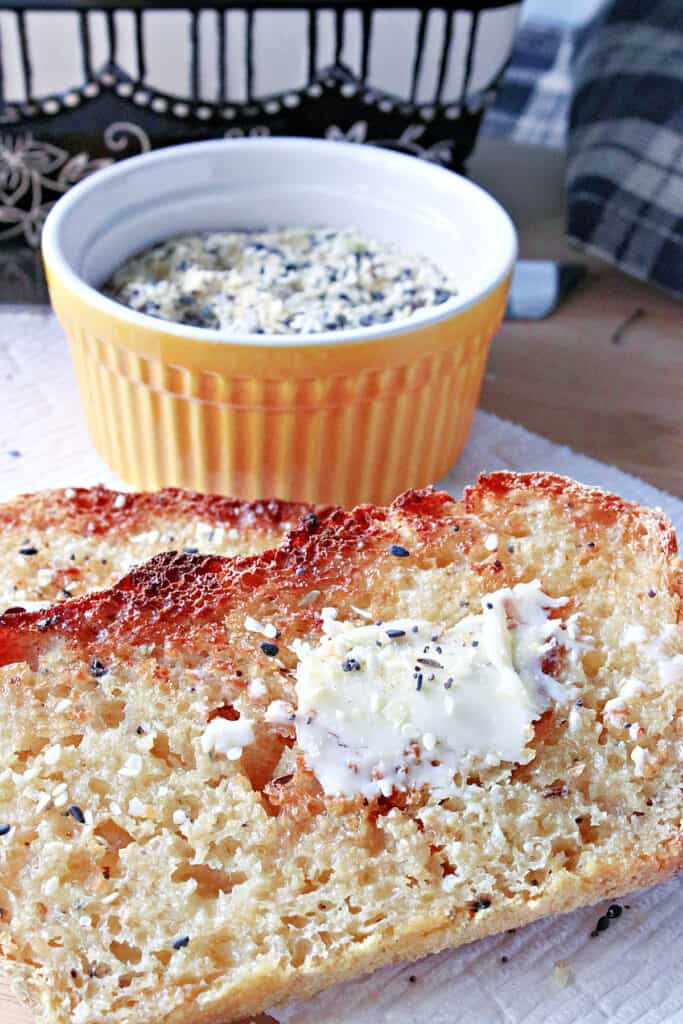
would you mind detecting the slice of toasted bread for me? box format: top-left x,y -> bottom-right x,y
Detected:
0,473 -> 681,1024
0,486 -> 314,610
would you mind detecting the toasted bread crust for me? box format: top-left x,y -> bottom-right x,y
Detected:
0,486 -> 312,537
0,485 -> 322,609
0,474 -> 681,1024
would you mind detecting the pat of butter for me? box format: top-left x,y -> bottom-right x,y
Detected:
293,581 -> 578,798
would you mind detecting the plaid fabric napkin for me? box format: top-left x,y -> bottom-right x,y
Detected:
481,20 -> 574,149
567,0 -> 683,298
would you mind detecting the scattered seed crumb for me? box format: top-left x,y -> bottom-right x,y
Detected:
553,960 -> 572,989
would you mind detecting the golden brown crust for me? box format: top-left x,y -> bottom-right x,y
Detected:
0,485 -> 315,537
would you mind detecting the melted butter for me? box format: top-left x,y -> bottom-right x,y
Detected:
292,581 -> 581,798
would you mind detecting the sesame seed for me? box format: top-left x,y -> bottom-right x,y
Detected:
444,678 -> 453,689
648,589 -> 656,598
18,545 -> 38,555
472,898 -> 491,912
386,629 -> 406,638
89,660 -> 107,678
172,935 -> 190,949
409,975 -> 417,983
183,546 -> 199,554
342,658 -> 361,672
606,904 -> 623,919
411,625 -> 419,633
0,824 -> 10,836
389,544 -> 410,557
68,805 -> 86,824
260,641 -> 279,657
415,673 -> 423,692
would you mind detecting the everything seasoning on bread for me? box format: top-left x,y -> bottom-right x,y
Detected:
0,473 -> 681,1024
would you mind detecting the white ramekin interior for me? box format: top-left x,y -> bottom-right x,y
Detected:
42,137 -> 517,346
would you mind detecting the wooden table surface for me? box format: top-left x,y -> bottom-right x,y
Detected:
471,141 -> 683,499
1,140 -> 682,1024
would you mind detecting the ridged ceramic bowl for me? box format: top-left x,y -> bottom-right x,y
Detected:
42,138 -> 516,506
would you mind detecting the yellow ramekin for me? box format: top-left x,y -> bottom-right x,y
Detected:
42,138 -> 516,506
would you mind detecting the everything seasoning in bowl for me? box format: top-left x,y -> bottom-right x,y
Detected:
104,227 -> 457,335
42,138 -> 517,505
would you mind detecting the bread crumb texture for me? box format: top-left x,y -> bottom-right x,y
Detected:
0,486 -> 313,608
0,473 -> 681,1024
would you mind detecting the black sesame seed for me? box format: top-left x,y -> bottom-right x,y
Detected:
260,642 -> 279,657
89,660 -> 107,678
493,559 -> 502,569
595,915 -> 610,933
172,935 -> 190,950
408,974 -> 417,983
183,546 -> 199,554
434,288 -> 450,304
471,640 -> 479,648
303,512 -> 319,531
67,805 -> 86,824
342,658 -> 361,672
486,602 -> 493,610
648,589 -> 656,598
389,544 -> 410,558
460,600 -> 469,608
415,673 -> 423,692
472,898 -> 491,912
18,545 -> 38,556
452,523 -> 460,532
507,544 -> 515,553
501,955 -> 509,963
7,449 -> 21,458
411,625 -> 419,633
61,588 -> 72,598
444,678 -> 453,689
417,657 -> 443,669
606,904 -> 623,919
386,629 -> 406,638
0,824 -> 10,836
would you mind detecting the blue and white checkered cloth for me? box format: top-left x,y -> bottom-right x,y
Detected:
484,0 -> 683,299
482,19 -> 575,150
567,0 -> 683,298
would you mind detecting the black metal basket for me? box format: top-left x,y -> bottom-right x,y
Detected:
0,0 -> 519,298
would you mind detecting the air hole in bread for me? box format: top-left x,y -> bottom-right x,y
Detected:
88,777 -> 109,796
207,704 -> 240,722
150,731 -> 194,770
98,699 -> 125,728
241,730 -> 288,794
94,820 -> 134,851
62,734 -> 84,748
582,648 -> 606,678
110,940 -> 142,965
14,742 -> 48,763
291,937 -> 312,968
171,864 -> 247,898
